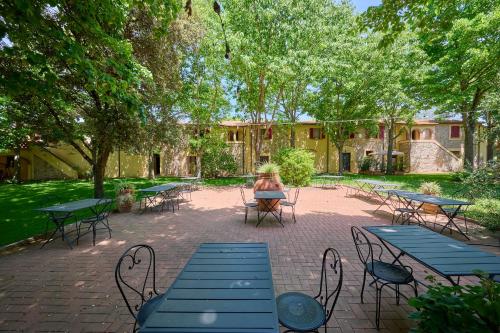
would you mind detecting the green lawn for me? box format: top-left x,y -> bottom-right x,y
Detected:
0,174 -> 497,247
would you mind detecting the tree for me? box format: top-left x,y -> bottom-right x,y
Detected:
0,0 -> 180,197
478,80 -> 500,161
371,33 -> 428,174
363,0 -> 500,169
307,5 -> 380,174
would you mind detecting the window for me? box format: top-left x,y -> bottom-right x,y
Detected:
228,130 -> 234,142
309,128 -> 325,140
259,156 -> 269,163
422,128 -> 433,140
412,129 -> 420,140
378,125 -> 385,139
450,125 -> 461,139
260,128 -> 272,140
235,130 -> 241,141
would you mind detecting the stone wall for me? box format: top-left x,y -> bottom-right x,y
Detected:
33,155 -> 68,179
405,140 -> 462,172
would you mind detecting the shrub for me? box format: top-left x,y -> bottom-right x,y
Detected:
276,149 -> 315,186
257,162 -> 280,174
419,181 -> 442,196
359,156 -> 374,172
201,142 -> 238,178
473,198 -> 500,231
409,275 -> 500,333
114,180 -> 135,195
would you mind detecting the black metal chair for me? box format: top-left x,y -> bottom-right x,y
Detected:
240,186 -> 258,224
280,187 -> 300,223
277,248 -> 343,333
391,192 -> 419,225
76,198 -> 112,246
351,226 -> 418,330
115,245 -> 162,331
179,183 -> 193,201
162,187 -> 181,212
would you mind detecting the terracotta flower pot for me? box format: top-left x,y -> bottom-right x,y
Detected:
253,172 -> 284,211
118,202 -> 133,213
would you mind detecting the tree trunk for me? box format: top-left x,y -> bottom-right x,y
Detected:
93,148 -> 111,198
462,111 -> 476,170
147,149 -> 154,179
196,152 -> 202,178
386,120 -> 394,175
336,142 -> 344,175
12,146 -> 22,184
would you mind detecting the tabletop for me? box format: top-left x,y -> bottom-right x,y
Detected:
140,242 -> 279,333
364,225 -> 500,278
254,191 -> 286,200
394,192 -> 472,206
358,179 -> 400,187
317,175 -> 344,179
37,198 -> 112,213
138,183 -> 188,193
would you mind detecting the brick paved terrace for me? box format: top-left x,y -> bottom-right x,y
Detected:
0,186 -> 496,333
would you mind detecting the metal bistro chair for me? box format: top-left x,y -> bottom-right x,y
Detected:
179,183 -> 194,201
277,248 -> 343,333
391,192 -> 419,226
162,187 -> 181,212
351,226 -> 418,329
240,186 -> 258,224
280,187 -> 300,223
76,198 -> 112,246
115,245 -> 163,332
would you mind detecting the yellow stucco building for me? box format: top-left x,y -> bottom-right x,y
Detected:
0,119 -> 489,181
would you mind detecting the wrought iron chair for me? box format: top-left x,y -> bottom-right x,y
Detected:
277,248 -> 343,333
240,186 -> 258,224
391,192 -> 419,225
76,198 -> 112,246
179,183 -> 193,201
280,187 -> 300,223
115,245 -> 162,331
351,226 -> 418,329
162,187 -> 181,212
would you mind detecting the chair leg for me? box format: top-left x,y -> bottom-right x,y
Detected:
244,207 -> 248,224
375,285 -> 382,330
105,218 -> 112,238
413,280 -> 418,297
92,223 -> 96,246
292,206 -> 296,223
360,269 -> 367,303
395,284 -> 400,305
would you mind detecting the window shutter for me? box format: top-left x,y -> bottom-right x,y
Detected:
379,125 -> 385,139
268,128 -> 273,139
451,126 -> 460,138
309,128 -> 313,139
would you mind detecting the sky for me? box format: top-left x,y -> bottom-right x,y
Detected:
351,0 -> 382,13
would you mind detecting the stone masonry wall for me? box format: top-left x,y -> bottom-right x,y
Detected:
408,141 -> 462,172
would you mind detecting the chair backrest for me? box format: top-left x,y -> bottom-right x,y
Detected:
95,198 -> 113,219
239,187 -> 248,204
314,248 -> 343,325
351,226 -> 377,271
287,187 -> 300,204
115,245 -> 159,321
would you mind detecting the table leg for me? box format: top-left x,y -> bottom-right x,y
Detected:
256,199 -> 284,227
41,212 -> 74,249
438,205 -> 469,240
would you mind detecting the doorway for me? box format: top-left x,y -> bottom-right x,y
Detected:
153,153 -> 160,176
342,153 -> 351,172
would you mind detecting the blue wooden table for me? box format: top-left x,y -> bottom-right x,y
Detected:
140,242 -> 279,333
364,225 -> 500,285
138,183 -> 189,213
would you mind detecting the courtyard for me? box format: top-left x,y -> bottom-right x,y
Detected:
0,185 -> 497,332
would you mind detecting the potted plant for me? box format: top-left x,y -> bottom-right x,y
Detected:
254,163 -> 283,211
419,181 -> 441,214
114,181 -> 135,213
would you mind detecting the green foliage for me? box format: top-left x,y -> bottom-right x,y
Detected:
273,148 -> 294,166
113,180 -> 135,196
409,275 -> 500,333
473,199 -> 500,232
277,149 -> 315,187
359,157 -> 375,172
198,132 -> 237,179
257,163 -> 280,174
419,181 -> 442,196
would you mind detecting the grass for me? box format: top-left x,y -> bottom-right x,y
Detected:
0,174 -> 497,247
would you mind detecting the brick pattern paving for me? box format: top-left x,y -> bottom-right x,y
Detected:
0,186 -> 495,332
